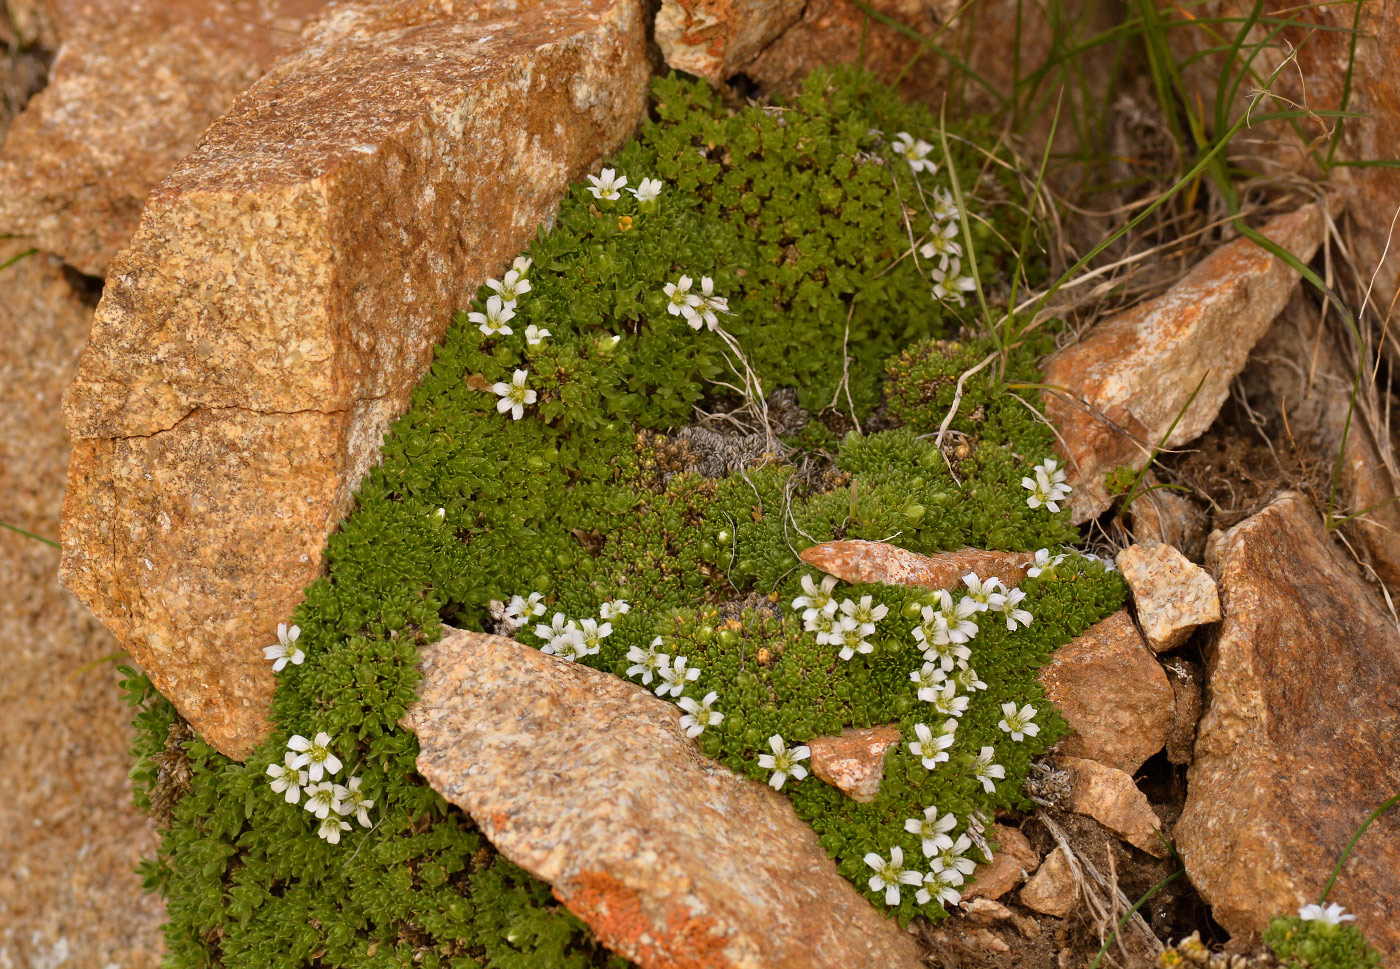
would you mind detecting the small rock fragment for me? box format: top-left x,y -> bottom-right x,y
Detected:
1020,846 -> 1077,918
1127,476 -> 1208,562
1037,610 -> 1172,774
964,824 -> 1039,901
801,540 -> 1037,592
407,629 -> 925,969
965,927 -> 1011,955
1060,756 -> 1169,858
962,897 -> 1014,925
807,724 -> 900,803
1162,658 -> 1203,765
1117,542 -> 1221,651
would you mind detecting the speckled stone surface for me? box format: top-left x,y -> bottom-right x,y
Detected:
1178,493 -> 1400,962
801,540 -> 1038,593
962,824 -> 1039,902
807,724 -> 900,803
655,0 -> 805,83
1117,542 -> 1221,652
406,628 -> 925,969
1042,206 -> 1323,523
1060,756 -> 1168,858
1037,610 -> 1172,774
60,0 -> 652,760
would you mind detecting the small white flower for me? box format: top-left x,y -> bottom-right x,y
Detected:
998,702 -> 1040,742
864,845 -> 924,906
911,661 -> 948,702
586,167 -> 627,200
469,294 -> 516,337
931,257 -> 977,306
793,574 -> 839,621
1022,460 -> 1072,512
840,595 -> 888,639
757,734 -> 810,790
691,276 -> 730,331
630,176 -> 663,203
536,612 -> 584,659
511,255 -> 532,275
346,775 -> 375,828
929,187 -> 959,223
954,665 -> 988,693
972,746 -> 1005,793
626,637 -> 668,685
576,618 -> 611,657
960,573 -> 1005,613
904,807 -> 957,857
485,269 -> 531,306
1298,902 -> 1355,925
677,691 -> 725,738
599,599 -> 630,620
996,587 -> 1034,630
663,275 -> 702,326
929,680 -> 969,719
918,221 -> 962,270
892,131 -> 936,173
1034,457 -> 1068,487
303,780 -> 350,820
264,622 -> 305,671
317,816 -> 351,844
908,720 -> 957,769
930,834 -> 978,886
815,613 -> 857,648
916,868 -> 962,908
932,590 -> 980,645
656,655 -> 700,698
525,324 -> 551,346
505,592 -> 548,622
1026,547 -> 1067,578
266,752 -> 309,804
492,368 -> 537,420
287,731 -> 342,781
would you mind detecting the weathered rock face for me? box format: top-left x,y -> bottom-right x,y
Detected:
1043,205 -> 1324,523
1037,610 -> 1172,774
1178,493 -> 1400,961
1060,756 -> 1169,858
654,0 -> 805,84
0,0 -> 329,276
807,724 -> 900,803
963,824 -> 1038,902
1116,542 -> 1220,652
1127,482 -> 1208,562
406,628 -> 925,969
801,540 -> 1037,593
60,0 -> 653,760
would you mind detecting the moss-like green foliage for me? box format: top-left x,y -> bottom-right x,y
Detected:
127,68 -> 1122,967
1264,916 -> 1384,969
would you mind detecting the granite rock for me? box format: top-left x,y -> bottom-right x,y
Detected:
406,628 -> 925,969
0,0 -> 329,276
807,724 -> 900,803
1127,476 -> 1208,562
1043,205 -> 1325,523
801,540 -> 1038,593
654,0 -> 805,84
1116,541 -> 1221,652
1177,493 -> 1400,962
1019,846 -> 1077,918
1060,756 -> 1169,858
963,824 -> 1039,902
60,0 -> 653,759
1037,610 -> 1172,774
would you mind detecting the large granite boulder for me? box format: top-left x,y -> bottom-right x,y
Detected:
60,0 -> 653,759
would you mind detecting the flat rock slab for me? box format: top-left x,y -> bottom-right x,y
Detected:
60,0 -> 652,759
1178,493 -> 1400,962
807,724 -> 900,803
801,541 -> 1037,592
1116,542 -> 1220,652
1043,205 -> 1324,523
406,628 -> 924,969
1037,610 -> 1172,774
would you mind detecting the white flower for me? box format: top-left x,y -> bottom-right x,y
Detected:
586,167 -> 627,200
1026,547 -> 1067,578
892,131 -> 936,173
288,731 -> 342,781
536,612 -> 584,659
954,665 -> 988,692
486,269 -> 531,306
264,622 -> 305,671
1022,460 -> 1072,512
505,592 -> 547,622
346,775 -> 375,828
691,276 -> 730,331
864,845 -> 924,905
793,574 -> 839,621
599,599 -> 630,620
998,702 -> 1040,741
972,746 -> 1005,793
918,221 -> 962,270
929,187 -> 959,222
663,275 -> 702,326
656,654 -> 700,698
575,617 -> 611,657
996,587 -> 1034,630
630,176 -> 663,203
317,816 -> 351,844
840,595 -> 888,639
626,637 -> 668,685
916,868 -> 962,908
492,368 -> 537,420
928,680 -> 969,719
1298,903 -> 1355,925
677,691 -> 724,738
930,589 -> 980,645
930,834 -> 978,886
525,324 -> 550,346
303,780 -> 350,820
931,257 -> 976,306
911,661 -> 948,702
511,255 -> 532,275
266,752 -> 309,804
960,573 -> 1005,613
815,613 -> 857,649
908,720 -> 957,769
469,294 -> 516,337
904,807 -> 957,857
757,734 -> 810,790
838,634 -> 875,662
1034,457 -> 1068,488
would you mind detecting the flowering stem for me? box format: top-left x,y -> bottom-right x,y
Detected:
1319,790 -> 1400,904
1088,868 -> 1184,969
